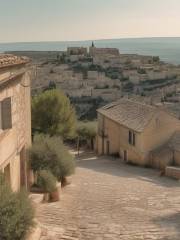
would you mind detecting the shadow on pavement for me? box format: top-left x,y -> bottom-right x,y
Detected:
76,150 -> 180,189
153,212 -> 180,240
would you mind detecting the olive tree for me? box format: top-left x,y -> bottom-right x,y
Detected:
76,121 -> 97,153
30,135 -> 75,183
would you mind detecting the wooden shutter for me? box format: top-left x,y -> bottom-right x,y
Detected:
133,133 -> 136,146
129,131 -> 132,144
2,97 -> 12,130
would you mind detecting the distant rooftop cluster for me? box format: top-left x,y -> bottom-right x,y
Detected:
0,54 -> 29,69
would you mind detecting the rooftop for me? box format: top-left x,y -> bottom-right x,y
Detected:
97,98 -> 158,132
0,54 -> 29,69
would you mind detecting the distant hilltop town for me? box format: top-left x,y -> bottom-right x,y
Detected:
67,42 -> 120,58
8,42 -> 180,119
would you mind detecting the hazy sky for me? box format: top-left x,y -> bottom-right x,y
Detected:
0,0 -> 180,43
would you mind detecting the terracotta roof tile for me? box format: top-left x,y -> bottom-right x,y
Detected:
98,98 -> 158,132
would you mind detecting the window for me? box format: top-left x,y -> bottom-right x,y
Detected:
129,130 -> 136,146
124,150 -> 128,162
133,133 -> 136,146
0,97 -> 12,130
129,131 -> 132,144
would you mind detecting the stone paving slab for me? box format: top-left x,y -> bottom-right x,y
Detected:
37,153 -> 180,240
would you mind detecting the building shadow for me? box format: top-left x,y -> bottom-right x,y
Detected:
76,151 -> 180,189
153,212 -> 180,240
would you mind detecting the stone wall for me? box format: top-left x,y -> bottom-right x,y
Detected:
0,66 -> 31,191
97,110 -> 180,168
166,166 -> 180,179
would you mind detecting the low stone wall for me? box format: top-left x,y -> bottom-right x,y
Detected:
150,149 -> 173,170
166,166 -> 180,180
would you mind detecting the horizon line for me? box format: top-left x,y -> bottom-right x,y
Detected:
1,36 -> 180,45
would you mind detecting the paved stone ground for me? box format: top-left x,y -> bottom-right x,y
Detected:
37,152 -> 180,240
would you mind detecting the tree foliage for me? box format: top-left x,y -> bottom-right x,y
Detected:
153,56 -> 160,62
37,170 -> 57,193
77,121 -> 97,141
32,90 -> 76,139
0,173 -> 34,240
30,135 -> 75,181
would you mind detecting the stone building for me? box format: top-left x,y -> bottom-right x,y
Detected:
0,54 -> 31,191
97,99 -> 180,171
89,42 -> 120,58
67,47 -> 87,56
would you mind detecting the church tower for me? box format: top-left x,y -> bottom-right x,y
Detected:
89,41 -> 95,56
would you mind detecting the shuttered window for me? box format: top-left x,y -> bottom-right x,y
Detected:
129,130 -> 136,146
1,97 -> 12,130
133,133 -> 136,146
129,131 -> 132,144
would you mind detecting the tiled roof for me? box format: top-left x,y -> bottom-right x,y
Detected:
0,54 -> 29,69
97,98 -> 158,132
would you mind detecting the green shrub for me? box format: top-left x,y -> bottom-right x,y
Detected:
123,81 -> 134,91
37,170 -> 57,193
0,175 -> 34,240
137,68 -> 146,74
77,121 -> 97,140
76,121 -> 97,150
153,56 -> 160,62
30,135 -> 75,181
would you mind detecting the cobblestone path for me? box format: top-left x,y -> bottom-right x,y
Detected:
37,152 -> 180,240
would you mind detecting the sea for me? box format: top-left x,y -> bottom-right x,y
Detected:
0,37 -> 180,65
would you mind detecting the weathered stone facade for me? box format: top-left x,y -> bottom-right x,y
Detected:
0,55 -> 31,191
97,99 -> 180,170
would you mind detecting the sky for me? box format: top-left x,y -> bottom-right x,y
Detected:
0,0 -> 180,43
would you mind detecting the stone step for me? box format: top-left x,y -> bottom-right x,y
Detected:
166,166 -> 180,180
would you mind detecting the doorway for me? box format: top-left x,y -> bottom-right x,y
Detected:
123,150 -> 128,162
20,147 -> 27,189
106,141 -> 110,155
